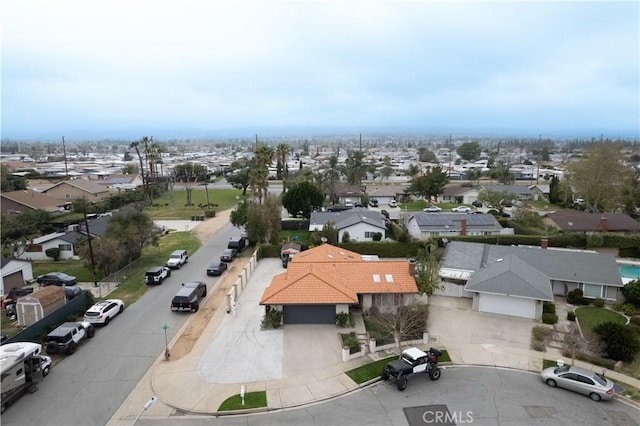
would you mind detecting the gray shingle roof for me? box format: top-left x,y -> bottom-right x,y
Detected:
310,209 -> 386,231
413,213 -> 498,227
481,185 -> 532,195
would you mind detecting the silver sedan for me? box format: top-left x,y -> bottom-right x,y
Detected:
541,364 -> 618,401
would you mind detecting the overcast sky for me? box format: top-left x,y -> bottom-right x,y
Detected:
2,0 -> 639,141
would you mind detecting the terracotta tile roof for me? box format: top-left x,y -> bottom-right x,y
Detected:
261,244 -> 418,305
290,244 -> 362,263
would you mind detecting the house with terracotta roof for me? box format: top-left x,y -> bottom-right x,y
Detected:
543,210 -> 639,235
42,179 -> 110,202
260,244 -> 422,324
0,190 -> 69,214
309,209 -> 387,242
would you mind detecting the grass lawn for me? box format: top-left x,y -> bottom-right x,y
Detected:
32,259 -> 105,282
279,230 -> 312,245
146,188 -> 247,220
218,391 -> 267,411
574,306 -> 627,331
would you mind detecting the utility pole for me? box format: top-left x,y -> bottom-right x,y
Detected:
82,202 -> 99,288
448,134 -> 452,180
536,134 -> 541,184
62,136 -> 69,180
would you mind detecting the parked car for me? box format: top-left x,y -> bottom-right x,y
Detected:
227,236 -> 246,251
472,200 -> 483,207
220,248 -> 238,262
381,347 -> 443,391
45,321 -> 95,355
451,206 -> 472,213
501,212 -> 512,218
36,272 -> 77,287
423,206 -> 442,212
354,201 -> 364,208
171,281 -> 207,313
63,285 -> 82,301
83,299 -> 125,326
206,261 -> 228,276
144,266 -> 171,285
40,354 -> 52,376
541,364 -> 620,401
388,200 -> 398,208
166,249 -> 188,269
369,199 -> 379,207
327,205 -> 350,212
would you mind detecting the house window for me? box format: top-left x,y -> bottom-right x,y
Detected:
364,232 -> 377,238
65,193 -> 71,199
59,244 -> 72,251
582,283 -> 603,299
27,244 -> 43,252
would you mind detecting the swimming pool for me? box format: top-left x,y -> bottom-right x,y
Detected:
619,264 -> 640,279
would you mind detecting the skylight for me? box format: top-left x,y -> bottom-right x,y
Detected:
385,274 -> 394,283
372,274 -> 381,283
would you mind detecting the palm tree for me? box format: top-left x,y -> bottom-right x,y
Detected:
130,138 -> 149,202
276,143 -> 291,191
250,143 -> 275,203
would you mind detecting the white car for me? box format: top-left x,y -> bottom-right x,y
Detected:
452,206 -> 472,213
388,200 -> 398,208
84,299 -> 125,325
423,206 -> 442,212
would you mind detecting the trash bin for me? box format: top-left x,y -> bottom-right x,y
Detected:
191,215 -> 196,221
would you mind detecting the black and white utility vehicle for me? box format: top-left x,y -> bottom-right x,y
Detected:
144,266 -> 171,284
45,321 -> 95,355
381,347 -> 442,391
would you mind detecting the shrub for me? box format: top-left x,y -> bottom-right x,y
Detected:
594,321 -> 640,362
372,232 -> 383,242
621,279 -> 640,308
613,303 -> 640,316
530,325 -> 553,351
593,298 -> 605,308
543,302 -> 556,314
204,210 -> 216,218
261,309 -> 283,329
340,332 -> 360,354
542,313 -> 558,324
627,324 -> 640,336
567,311 -> 576,321
342,231 -> 351,243
567,288 -> 585,305
586,233 -> 604,248
336,312 -> 352,328
630,316 -> 640,327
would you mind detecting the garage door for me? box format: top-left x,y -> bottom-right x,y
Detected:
479,294 -> 536,319
283,305 -> 335,324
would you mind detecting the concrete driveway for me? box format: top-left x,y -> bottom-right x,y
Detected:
427,295 -> 533,349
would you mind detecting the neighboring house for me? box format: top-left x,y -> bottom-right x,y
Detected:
479,185 -> 533,201
260,244 -> 422,324
309,209 -> 387,242
43,179 -> 110,202
528,184 -> 550,201
0,190 -> 69,214
366,185 -> 408,204
328,183 -> 364,205
1,258 -> 34,295
26,178 -> 56,193
17,231 -> 84,261
438,241 -> 625,320
16,286 -> 66,327
90,173 -> 144,191
544,210 -> 639,235
406,213 -> 505,239
440,185 -> 480,205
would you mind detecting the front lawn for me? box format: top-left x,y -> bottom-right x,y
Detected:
218,391 -> 267,411
32,259 -> 105,282
574,306 -> 627,331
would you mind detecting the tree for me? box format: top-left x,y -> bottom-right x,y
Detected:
594,321 -> 640,362
173,163 -> 208,182
562,324 -> 604,366
379,166 -> 393,182
621,279 -> 640,307
246,195 -> 281,244
477,189 -> 517,213
405,166 -> 448,202
130,137 -> 150,202
465,168 -> 482,184
275,143 -> 291,185
311,222 -> 338,245
548,175 -> 560,204
405,164 -> 420,178
121,163 -> 139,175
457,141 -> 482,161
567,143 -> 632,212
493,161 -> 514,185
343,150 -> 366,185
369,303 -> 428,349
414,247 -> 442,296
281,181 -> 324,218
620,172 -> 640,218
227,167 -> 251,195
250,144 -> 274,203
1,209 -> 54,256
230,200 -> 248,229
324,155 -> 341,203
417,147 -> 437,163
105,208 -> 160,262
1,164 -> 27,192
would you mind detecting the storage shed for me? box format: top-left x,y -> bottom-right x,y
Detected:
16,286 -> 66,327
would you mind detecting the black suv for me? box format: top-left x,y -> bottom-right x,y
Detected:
145,266 -> 171,285
171,281 -> 207,313
227,236 -> 246,251
45,321 -> 95,355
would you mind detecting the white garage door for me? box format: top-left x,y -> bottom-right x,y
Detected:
479,294 -> 536,319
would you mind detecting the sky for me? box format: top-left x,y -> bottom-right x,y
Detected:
2,0 -> 639,141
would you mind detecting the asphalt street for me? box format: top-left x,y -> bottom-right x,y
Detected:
137,367 -> 639,426
1,223 -> 244,426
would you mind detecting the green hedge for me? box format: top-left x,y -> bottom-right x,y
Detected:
451,233 -> 639,251
258,241 -> 430,259
542,313 -> 558,324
